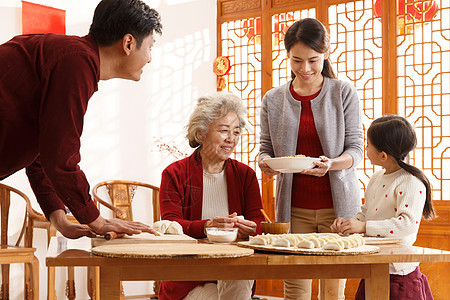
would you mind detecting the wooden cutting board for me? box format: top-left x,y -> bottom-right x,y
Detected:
91,233 -> 197,248
237,241 -> 379,256
92,243 -> 254,258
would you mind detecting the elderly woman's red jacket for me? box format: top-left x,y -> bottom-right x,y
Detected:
158,149 -> 264,300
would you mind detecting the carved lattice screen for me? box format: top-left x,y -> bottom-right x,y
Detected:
396,0 -> 449,201
220,18 -> 262,172
327,1 -> 384,197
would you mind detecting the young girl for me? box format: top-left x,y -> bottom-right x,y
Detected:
331,115 -> 435,300
259,18 -> 363,299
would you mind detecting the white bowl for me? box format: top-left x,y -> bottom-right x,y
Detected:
263,156 -> 319,173
206,227 -> 238,244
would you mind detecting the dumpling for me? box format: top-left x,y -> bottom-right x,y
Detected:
343,237 -> 357,248
297,240 -> 315,249
280,234 -> 299,247
323,240 -> 344,251
250,234 -> 273,245
260,234 -> 275,244
348,234 -> 365,246
252,234 -> 273,244
249,236 -> 268,245
319,235 -> 335,242
336,239 -> 345,248
272,237 -> 291,247
339,238 -> 351,249
316,237 -> 327,248
324,233 -> 341,241
356,234 -> 365,246
309,237 -> 323,248
303,233 -> 319,239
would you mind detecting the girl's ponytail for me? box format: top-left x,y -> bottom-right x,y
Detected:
397,160 -> 435,219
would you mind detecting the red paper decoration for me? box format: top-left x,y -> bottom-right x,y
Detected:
22,1 -> 66,35
213,56 -> 231,76
243,13 -> 294,44
217,77 -> 227,90
243,18 -> 261,43
374,0 -> 439,35
213,56 -> 231,90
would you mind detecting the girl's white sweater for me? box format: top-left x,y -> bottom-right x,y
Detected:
356,168 -> 426,275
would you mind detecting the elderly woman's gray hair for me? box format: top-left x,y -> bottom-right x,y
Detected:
186,92 -> 247,148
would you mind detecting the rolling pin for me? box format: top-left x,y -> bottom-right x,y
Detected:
104,231 -> 125,240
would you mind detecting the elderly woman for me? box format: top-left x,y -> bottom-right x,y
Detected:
158,92 -> 265,300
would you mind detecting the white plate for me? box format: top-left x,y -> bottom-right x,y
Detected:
263,156 -> 319,173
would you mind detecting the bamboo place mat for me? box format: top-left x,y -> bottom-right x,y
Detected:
91,233 -> 197,248
237,241 -> 380,256
92,243 -> 254,259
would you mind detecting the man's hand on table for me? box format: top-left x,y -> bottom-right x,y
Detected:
49,209 -> 157,239
49,209 -> 96,239
88,215 -> 157,236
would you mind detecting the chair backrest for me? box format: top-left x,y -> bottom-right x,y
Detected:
0,183 -> 34,247
92,180 -> 160,222
0,183 -> 40,299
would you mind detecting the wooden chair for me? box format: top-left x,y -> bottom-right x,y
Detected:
0,183 -> 39,300
25,207 -> 80,300
92,180 -> 160,299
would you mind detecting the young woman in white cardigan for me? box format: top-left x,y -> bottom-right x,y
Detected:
331,115 -> 435,300
259,18 -> 364,299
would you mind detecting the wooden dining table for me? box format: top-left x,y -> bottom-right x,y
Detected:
46,236 -> 450,300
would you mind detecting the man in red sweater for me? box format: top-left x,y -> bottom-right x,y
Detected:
0,0 -> 162,238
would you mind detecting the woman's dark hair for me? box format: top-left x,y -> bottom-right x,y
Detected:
284,18 -> 336,79
89,0 -> 162,47
367,115 -> 435,219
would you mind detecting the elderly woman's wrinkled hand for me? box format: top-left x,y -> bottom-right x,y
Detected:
234,218 -> 257,239
204,213 -> 238,231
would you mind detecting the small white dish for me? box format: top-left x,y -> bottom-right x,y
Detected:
263,156 -> 319,173
206,227 -> 238,244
